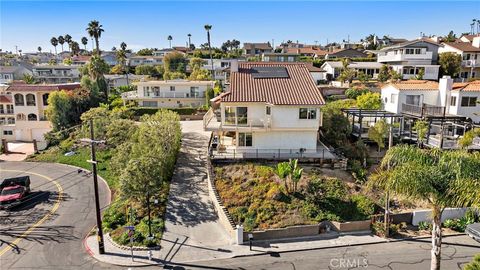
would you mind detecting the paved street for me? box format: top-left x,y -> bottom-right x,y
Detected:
0,161 -> 113,269
192,235 -> 480,270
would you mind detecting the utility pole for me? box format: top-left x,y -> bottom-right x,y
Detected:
85,119 -> 106,254
384,125 -> 394,238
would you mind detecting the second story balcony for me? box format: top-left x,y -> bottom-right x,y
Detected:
122,90 -> 205,100
462,60 -> 480,67
401,103 -> 445,117
378,51 -> 433,63
203,108 -> 272,131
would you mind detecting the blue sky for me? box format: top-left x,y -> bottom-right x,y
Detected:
1,1 -> 479,53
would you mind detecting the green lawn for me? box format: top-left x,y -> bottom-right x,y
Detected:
27,146 -> 118,189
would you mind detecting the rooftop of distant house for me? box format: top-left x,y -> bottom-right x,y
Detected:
380,38 -> 441,51
0,66 -> 19,73
6,82 -> 81,92
218,62 -> 325,105
243,43 -> 273,50
386,79 -> 480,92
285,46 -> 328,56
442,42 -> 480,52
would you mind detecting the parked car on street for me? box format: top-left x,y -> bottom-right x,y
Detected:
466,223 -> 480,243
0,176 -> 31,210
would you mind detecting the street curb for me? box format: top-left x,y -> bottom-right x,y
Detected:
231,232 -> 467,259
105,233 -> 161,251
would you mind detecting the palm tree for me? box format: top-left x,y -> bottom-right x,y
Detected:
204,24 -> 214,75
58,36 -> 65,52
37,46 -> 42,53
50,37 -> 58,56
275,162 -> 291,193
71,41 -> 80,55
64,34 -> 72,51
86,20 -> 105,55
120,42 -> 127,51
167,35 -> 173,48
370,145 -> 480,270
187,33 -> 192,48
81,37 -> 88,51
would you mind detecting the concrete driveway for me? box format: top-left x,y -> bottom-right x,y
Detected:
160,120 -> 232,263
0,143 -> 35,161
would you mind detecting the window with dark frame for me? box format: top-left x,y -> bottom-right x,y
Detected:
461,97 -> 477,107
450,96 -> 457,106
299,108 -> 317,119
238,132 -> 253,147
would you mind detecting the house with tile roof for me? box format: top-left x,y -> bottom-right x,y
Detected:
439,36 -> 480,80
376,39 -> 441,80
243,42 -> 273,57
381,76 -> 480,123
2,82 -> 81,149
324,48 -> 368,59
203,62 -> 335,159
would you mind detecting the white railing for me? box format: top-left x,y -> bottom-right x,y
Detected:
462,60 -> 480,67
122,91 -> 205,99
203,107 -> 216,129
378,51 -> 433,62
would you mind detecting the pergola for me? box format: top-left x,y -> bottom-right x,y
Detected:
342,109 -> 403,139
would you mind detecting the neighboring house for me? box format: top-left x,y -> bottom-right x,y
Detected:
321,61 -> 383,81
0,94 -> 15,141
325,48 -> 368,59
376,38 -> 441,80
381,77 -> 480,123
285,46 -> 328,59
261,52 -> 300,62
31,65 -> 81,83
203,62 -> 332,159
304,63 -> 327,84
121,79 -> 215,108
152,49 -> 186,57
243,42 -> 273,57
101,52 -> 120,66
439,36 -> 480,80
202,59 -> 237,82
71,55 -> 91,65
4,82 -> 81,149
127,55 -> 164,67
459,34 -> 477,43
0,65 -> 32,83
104,74 -> 147,90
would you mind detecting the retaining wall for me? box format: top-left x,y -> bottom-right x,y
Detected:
412,208 -> 470,226
330,220 -> 371,232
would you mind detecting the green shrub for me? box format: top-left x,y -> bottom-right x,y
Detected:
59,138 -> 74,153
418,221 -> 432,231
345,87 -> 370,99
350,160 -> 368,184
463,254 -> 480,270
443,219 -> 457,229
129,107 -> 197,117
350,194 -> 376,218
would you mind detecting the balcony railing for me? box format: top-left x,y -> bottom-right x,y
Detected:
203,108 -> 272,131
122,91 -> 204,99
401,103 -> 445,117
462,60 -> 480,67
378,51 -> 433,62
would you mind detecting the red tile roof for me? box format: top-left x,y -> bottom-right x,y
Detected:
0,95 -> 12,103
453,80 -> 480,92
221,62 -> 325,105
7,82 -> 81,92
285,47 -> 328,56
443,42 -> 480,52
388,80 -> 439,91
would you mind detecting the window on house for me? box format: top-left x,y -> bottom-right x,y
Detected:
224,106 -> 236,125
450,96 -> 457,106
390,94 -> 397,104
152,87 -> 160,96
26,94 -> 36,106
14,94 -> 24,106
143,86 -> 150,97
3,130 -> 13,136
461,97 -> 477,107
463,54 -> 471,60
415,48 -> 421,54
28,113 -> 37,121
0,105 -> 3,114
16,113 -> 26,121
0,117 -> 4,124
7,117 -> 15,124
42,93 -> 49,106
142,101 -> 158,107
406,95 -> 421,106
299,108 -> 317,119
236,107 -> 248,125
238,132 -> 253,147
170,86 -> 175,91
460,72 -> 469,78
266,106 -> 271,115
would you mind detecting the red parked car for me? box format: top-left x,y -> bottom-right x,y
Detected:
0,176 -> 30,210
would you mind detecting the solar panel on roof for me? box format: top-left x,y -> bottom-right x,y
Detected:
251,66 -> 289,78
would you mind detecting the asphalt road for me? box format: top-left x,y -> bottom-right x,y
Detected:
190,235 -> 480,270
0,161 -> 114,270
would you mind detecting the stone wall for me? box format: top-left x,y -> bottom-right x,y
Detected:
330,220 -> 371,232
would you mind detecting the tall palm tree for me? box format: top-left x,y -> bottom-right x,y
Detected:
204,24 -> 214,75
71,41 -> 80,56
187,33 -> 192,48
370,145 -> 480,270
64,34 -> 72,51
81,37 -> 88,51
86,20 -> 105,55
58,35 -> 65,52
50,37 -> 58,55
167,35 -> 173,48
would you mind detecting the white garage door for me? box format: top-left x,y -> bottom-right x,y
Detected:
31,129 -> 49,142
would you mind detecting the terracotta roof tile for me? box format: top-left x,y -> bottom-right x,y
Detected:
7,82 -> 81,92
453,80 -> 480,92
285,47 -> 328,56
443,42 -> 480,52
388,80 -> 439,91
221,62 -> 325,105
0,95 -> 12,103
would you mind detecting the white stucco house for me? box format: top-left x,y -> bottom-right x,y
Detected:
381,77 -> 480,123
1,82 -> 82,149
32,65 -> 81,83
376,39 -> 441,80
438,36 -> 480,80
121,79 -> 215,108
203,62 -> 335,159
321,61 -> 383,81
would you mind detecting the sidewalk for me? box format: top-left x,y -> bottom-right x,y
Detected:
85,231 -> 387,267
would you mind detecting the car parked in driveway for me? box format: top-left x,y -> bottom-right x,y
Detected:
466,223 -> 480,243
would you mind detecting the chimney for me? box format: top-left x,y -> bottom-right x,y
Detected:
439,75 -> 453,108
230,59 -> 238,73
472,36 -> 480,48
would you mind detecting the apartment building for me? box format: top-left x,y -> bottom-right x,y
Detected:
32,65 -> 81,83
376,39 -> 441,80
121,79 -> 215,108
2,82 -> 81,149
203,62 -> 334,159
439,36 -> 480,80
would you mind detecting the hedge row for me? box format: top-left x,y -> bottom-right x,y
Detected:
129,107 -> 200,116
